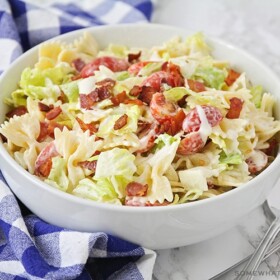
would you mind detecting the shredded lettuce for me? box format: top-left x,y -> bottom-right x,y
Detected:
163,87 -> 188,102
60,80 -> 79,103
73,178 -> 120,204
138,62 -> 163,76
193,66 -> 227,90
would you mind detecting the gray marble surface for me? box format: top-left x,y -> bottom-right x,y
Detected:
151,1 -> 280,279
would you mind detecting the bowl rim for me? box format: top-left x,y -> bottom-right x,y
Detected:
1,23 -> 280,213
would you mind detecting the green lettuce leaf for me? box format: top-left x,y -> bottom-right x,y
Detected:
250,85 -> 263,108
73,178 -> 120,203
219,152 -> 243,169
192,66 -> 227,90
163,87 -> 188,102
60,80 -> 79,103
138,62 -> 163,76
97,105 -> 140,137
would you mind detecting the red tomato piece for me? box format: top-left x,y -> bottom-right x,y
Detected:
177,132 -> 205,155
80,56 -> 129,78
150,92 -> 178,122
182,106 -> 223,133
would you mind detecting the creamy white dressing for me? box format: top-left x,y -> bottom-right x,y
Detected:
249,150 -> 268,169
196,105 -> 212,143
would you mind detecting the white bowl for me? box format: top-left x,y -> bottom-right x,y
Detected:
1,23 -> 280,250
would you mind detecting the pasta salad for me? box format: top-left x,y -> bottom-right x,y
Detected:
1,32 -> 280,206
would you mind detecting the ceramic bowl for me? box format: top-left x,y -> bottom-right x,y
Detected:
0,24 -> 280,249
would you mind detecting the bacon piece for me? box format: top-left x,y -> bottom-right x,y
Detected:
72,58 -> 86,72
47,122 -> 65,138
246,150 -> 268,174
110,91 -> 127,106
137,120 -> 152,135
37,122 -> 49,142
96,87 -> 111,101
183,106 -> 223,133
262,138 -> 278,157
187,79 -> 206,92
225,69 -> 241,86
80,56 -> 129,78
123,99 -> 144,106
164,62 -> 185,88
58,91 -> 68,104
129,85 -> 142,97
35,142 -> 59,177
159,109 -> 186,136
79,91 -> 99,109
128,61 -> 151,76
76,117 -> 97,135
78,160 -> 97,172
126,182 -> 148,196
46,107 -> 62,120
177,132 -> 205,155
95,78 -> 116,89
138,86 -> 157,105
38,102 -> 52,112
114,114 -> 128,130
226,97 -> 244,119
128,51 -> 141,63
6,106 -> 27,118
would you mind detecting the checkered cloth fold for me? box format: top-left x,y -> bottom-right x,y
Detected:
0,1 -> 156,279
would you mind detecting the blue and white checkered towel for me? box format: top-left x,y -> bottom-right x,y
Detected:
0,1 -> 156,279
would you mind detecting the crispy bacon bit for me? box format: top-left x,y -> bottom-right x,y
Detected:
35,142 -> 59,177
225,69 -> 241,86
46,106 -> 62,120
37,122 -> 49,142
246,150 -> 268,174
159,109 -> 186,136
126,182 -> 148,196
95,78 -> 116,89
110,91 -> 127,106
6,106 -> 27,118
177,132 -> 205,155
123,99 -> 144,106
129,85 -> 142,97
58,91 -> 68,104
47,122 -> 65,138
97,87 -> 111,101
80,56 -> 130,78
183,106 -> 223,133
79,91 -> 99,109
262,138 -> 278,157
128,51 -> 141,63
137,120 -> 152,135
114,114 -> 128,130
72,58 -> 86,72
187,79 -> 206,92
76,117 -> 97,135
0,133 -> 7,143
138,86 -> 157,105
164,62 -> 185,88
38,102 -> 52,112
226,97 -> 244,119
78,160 -> 97,172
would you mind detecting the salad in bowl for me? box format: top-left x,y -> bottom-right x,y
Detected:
1,31 -> 280,207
